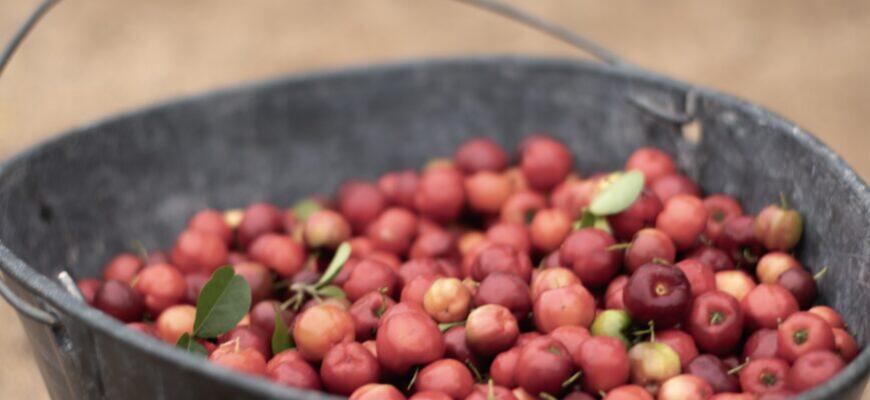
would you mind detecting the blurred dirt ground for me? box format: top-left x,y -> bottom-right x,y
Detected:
0,1 -> 868,399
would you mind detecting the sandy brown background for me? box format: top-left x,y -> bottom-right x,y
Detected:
1,1 -> 868,399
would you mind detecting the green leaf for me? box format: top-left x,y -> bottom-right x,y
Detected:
271,309 -> 294,355
573,209 -> 597,230
314,242 -> 352,289
293,199 -> 323,221
193,266 -> 252,338
176,333 -> 208,356
588,170 -> 645,216
316,285 -> 347,299
593,216 -> 613,234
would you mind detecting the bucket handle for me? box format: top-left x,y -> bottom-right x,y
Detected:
0,272 -> 59,326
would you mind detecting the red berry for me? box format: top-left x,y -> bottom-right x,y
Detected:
625,147 -> 677,184
94,280 -> 145,323
776,311 -> 835,362
377,307 -> 444,374
624,263 -> 692,328
650,173 -> 700,203
515,336 -> 575,396
248,234 -> 306,278
741,284 -> 799,330
415,167 -> 465,223
102,253 -> 143,284
687,290 -> 743,355
655,194 -> 707,250
754,204 -> 803,251
675,259 -> 716,297
533,284 -> 596,332
474,272 -> 532,320
209,341 -> 267,376
454,138 -> 509,174
559,228 -> 622,288
466,304 -> 520,356
575,336 -> 630,392
470,243 -> 532,283
170,229 -> 228,274
656,329 -> 699,369
486,222 -> 531,255
293,304 -> 355,362
378,170 -> 419,209
624,228 -> 676,273
237,203 -> 284,248
320,342 -> 380,396
465,171 -> 513,214
529,208 -> 572,253
414,359 -> 475,399
520,135 -> 573,191
738,358 -> 790,395
608,188 -> 663,241
189,209 -> 232,245
501,191 -> 547,224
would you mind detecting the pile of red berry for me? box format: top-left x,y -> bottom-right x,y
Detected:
76,135 -> 860,399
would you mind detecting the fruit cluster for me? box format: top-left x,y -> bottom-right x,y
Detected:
77,136 -> 860,399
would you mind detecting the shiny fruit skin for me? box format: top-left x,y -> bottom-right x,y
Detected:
685,354 -> 739,393
414,359 -> 475,399
656,330 -> 699,369
465,304 -> 520,356
533,284 -> 596,332
655,195 -> 708,250
627,342 -> 681,387
738,358 -> 790,395
474,272 -> 532,320
515,336 -> 575,396
576,336 -> 630,392
559,228 -> 622,288
687,291 -> 743,355
776,312 -> 835,362
657,374 -> 714,400
320,342 -> 380,396
787,350 -> 845,392
349,384 -> 407,400
740,284 -> 798,330
675,259 -> 716,298
623,263 -> 692,328
376,308 -> 445,374
292,304 -> 356,361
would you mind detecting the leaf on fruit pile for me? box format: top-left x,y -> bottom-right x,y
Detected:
314,242 -> 351,289
573,209 -> 612,234
193,266 -> 251,338
271,309 -> 294,355
588,170 -> 644,216
316,285 -> 347,299
176,333 -> 208,356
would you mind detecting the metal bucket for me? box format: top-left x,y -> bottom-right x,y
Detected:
0,1 -> 867,399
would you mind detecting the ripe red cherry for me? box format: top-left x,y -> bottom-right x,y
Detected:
217,325 -> 270,359
551,178 -> 600,219
465,304 -> 520,356
624,228 -> 676,273
625,147 -> 677,184
656,330 -> 699,369
520,135 -> 573,191
808,305 -> 846,329
248,234 -> 306,278
491,347 -> 520,387
608,188 -> 663,241
471,243 -> 532,283
702,194 -> 742,242
650,173 -> 700,203
102,253 -> 143,284
349,384 -> 406,400
77,278 -> 102,305
486,222 -> 532,255
232,262 -> 272,303
623,263 -> 692,328
338,181 -> 387,234
366,207 -> 418,256
777,268 -> 817,309
209,341 -> 267,376
465,384 -> 518,400
454,137 -> 509,174
188,209 -> 232,245
474,272 -> 532,320
501,190 -> 547,225
738,358 -> 790,395
559,228 -> 622,288
170,229 -> 229,274
715,215 -> 762,268
236,203 -> 284,248
605,275 -> 629,310
602,384 -> 654,400
549,325 -> 591,362
740,284 -> 798,330
320,342 -> 380,396
530,267 -> 581,300
529,208 -> 573,253
655,194 -> 708,250
348,291 -> 395,340
787,350 -> 845,393
378,169 -> 419,210
658,374 -> 714,400
687,290 -> 743,355
743,329 -> 779,360
414,359 -> 475,399
376,307 -> 445,374
409,228 -> 456,260
415,167 -> 465,223
777,311 -> 835,362
685,354 -> 739,393
155,304 -> 195,343
268,358 -> 322,390
133,263 -> 186,316
675,259 -> 716,297
687,246 -> 734,272
443,325 -> 482,369
515,336 -> 575,396
342,257 -> 398,302
833,328 -> 859,362
94,280 -> 145,323
465,171 -> 513,214
533,284 -> 596,332
575,336 -> 630,393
